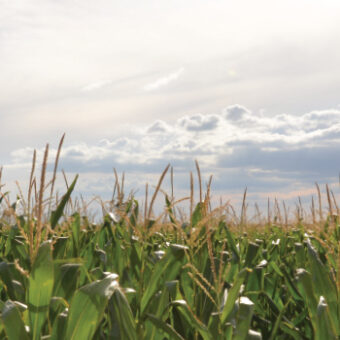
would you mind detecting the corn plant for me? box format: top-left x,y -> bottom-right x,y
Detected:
0,138 -> 339,339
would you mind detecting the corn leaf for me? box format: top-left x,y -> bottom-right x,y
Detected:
1,300 -> 29,340
28,241 -> 54,340
50,175 -> 78,229
65,273 -> 119,340
146,313 -> 185,340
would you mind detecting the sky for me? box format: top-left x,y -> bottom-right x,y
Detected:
1,0 -> 340,213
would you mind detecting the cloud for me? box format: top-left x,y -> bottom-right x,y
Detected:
4,105 -> 340,207
147,120 -> 173,134
10,105 -> 340,171
81,80 -> 113,92
143,68 -> 184,91
177,113 -> 220,131
222,104 -> 250,121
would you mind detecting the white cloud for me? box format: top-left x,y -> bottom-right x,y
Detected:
147,120 -> 173,134
7,105 -> 340,193
81,80 -> 113,92
3,104 -> 340,216
1,1 -> 340,154
178,113 -> 220,131
143,68 -> 184,91
222,104 -> 250,121
2,1 -> 340,211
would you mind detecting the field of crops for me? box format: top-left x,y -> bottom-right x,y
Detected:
0,145 -> 340,339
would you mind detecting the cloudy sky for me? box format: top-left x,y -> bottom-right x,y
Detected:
1,0 -> 340,210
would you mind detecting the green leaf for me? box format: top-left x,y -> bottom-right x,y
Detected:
233,296 -> 255,340
306,239 -> 339,334
269,299 -> 290,340
146,313 -> 185,340
50,174 -> 78,229
315,296 -> 337,340
50,310 -> 68,340
244,242 -> 259,268
221,268 -> 250,324
28,241 -> 54,340
279,322 -> 302,340
49,296 -> 69,324
144,285 -> 171,339
222,221 -> 240,262
65,273 -> 119,340
165,195 -> 177,225
1,300 -> 29,340
53,263 -> 81,301
294,242 -> 305,267
108,286 -> 137,340
0,262 -> 16,300
140,244 -> 187,315
279,265 -> 303,301
71,213 -> 81,256
192,202 -> 204,227
53,236 -> 69,259
171,300 -> 212,340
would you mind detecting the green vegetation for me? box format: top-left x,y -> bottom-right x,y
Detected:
0,140 -> 340,339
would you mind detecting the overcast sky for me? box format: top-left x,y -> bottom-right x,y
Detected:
1,0 -> 340,210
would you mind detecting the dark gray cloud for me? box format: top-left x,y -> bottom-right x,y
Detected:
218,145 -> 340,176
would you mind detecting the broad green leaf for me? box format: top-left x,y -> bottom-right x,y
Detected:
103,215 -> 115,242
180,271 -> 195,307
53,236 -> 69,259
279,265 -> 303,301
221,268 -> 250,324
171,300 -> 212,340
315,296 -> 337,340
1,300 -> 29,340
146,313 -> 185,340
108,286 -> 137,340
11,237 -> 29,266
140,244 -> 187,315
233,296 -> 254,340
192,202 -> 204,227
145,286 -> 171,339
49,296 -> 69,325
306,239 -> 339,334
53,263 -> 81,301
50,174 -> 78,229
0,262 -> 16,300
50,310 -> 68,340
246,267 -> 263,292
294,243 -> 305,267
165,280 -> 182,301
244,242 -> 259,267
65,273 -> 119,340
28,241 -> 54,340
221,221 -> 240,262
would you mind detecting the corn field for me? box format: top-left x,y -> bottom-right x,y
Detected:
0,140 -> 340,339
